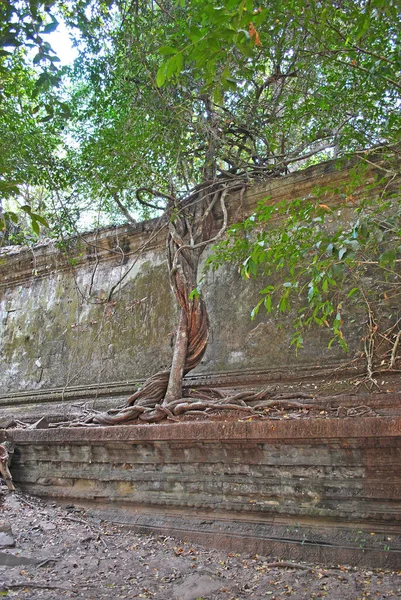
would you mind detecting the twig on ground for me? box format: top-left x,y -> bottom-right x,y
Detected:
264,561 -> 312,570
16,495 -> 37,509
37,557 -> 60,568
389,330 -> 401,369
62,515 -> 108,548
62,515 -> 91,527
2,582 -> 74,591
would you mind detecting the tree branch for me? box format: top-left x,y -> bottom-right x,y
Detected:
111,192 -> 137,224
331,56 -> 401,91
171,186 -> 234,270
136,187 -> 174,210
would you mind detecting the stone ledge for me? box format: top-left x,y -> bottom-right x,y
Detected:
0,359 -> 367,407
2,415 -> 400,443
3,416 -> 401,568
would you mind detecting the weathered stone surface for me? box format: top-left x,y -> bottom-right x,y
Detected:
1,417 -> 401,567
1,157 -> 397,418
0,520 -> 12,534
0,549 -> 45,566
0,533 -> 14,548
38,520 -> 57,532
0,521 -> 14,549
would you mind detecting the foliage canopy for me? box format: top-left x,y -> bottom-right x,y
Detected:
1,0 -> 401,366
1,0 -> 400,219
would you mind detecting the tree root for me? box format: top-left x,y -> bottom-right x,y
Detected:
0,444 -> 15,490
263,561 -> 312,570
49,389 -> 325,427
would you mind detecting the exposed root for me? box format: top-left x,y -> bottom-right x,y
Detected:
0,444 -> 15,490
49,390 -> 325,427
389,329 -> 401,369
252,400 -> 320,411
126,370 -> 170,407
264,561 -> 312,571
173,401 -> 254,415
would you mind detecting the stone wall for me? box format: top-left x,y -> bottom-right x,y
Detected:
2,157 -> 398,424
2,417 -> 401,568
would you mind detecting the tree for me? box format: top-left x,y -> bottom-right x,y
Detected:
0,0 -> 71,241
1,0 -> 400,423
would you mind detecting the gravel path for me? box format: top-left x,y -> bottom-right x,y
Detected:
0,491 -> 400,599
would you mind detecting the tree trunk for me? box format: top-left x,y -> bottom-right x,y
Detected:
82,183 -> 238,425
116,187 -> 214,418
164,308 -> 188,403
55,175 -> 313,427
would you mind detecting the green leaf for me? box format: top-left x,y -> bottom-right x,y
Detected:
4,211 -> 19,224
251,298 -> 263,320
212,85 -> 223,104
279,294 -> 289,313
264,294 -> 272,312
379,250 -> 396,267
347,287 -> 359,298
1,36 -> 22,48
159,46 -> 177,55
188,26 -> 203,42
31,212 -> 49,227
236,42 -> 254,58
166,54 -> 183,79
43,19 -> 59,34
290,332 -> 303,349
260,285 -> 274,294
31,218 -> 40,235
355,14 -> 371,40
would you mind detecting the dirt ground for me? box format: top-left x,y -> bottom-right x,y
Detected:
0,490 -> 400,600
